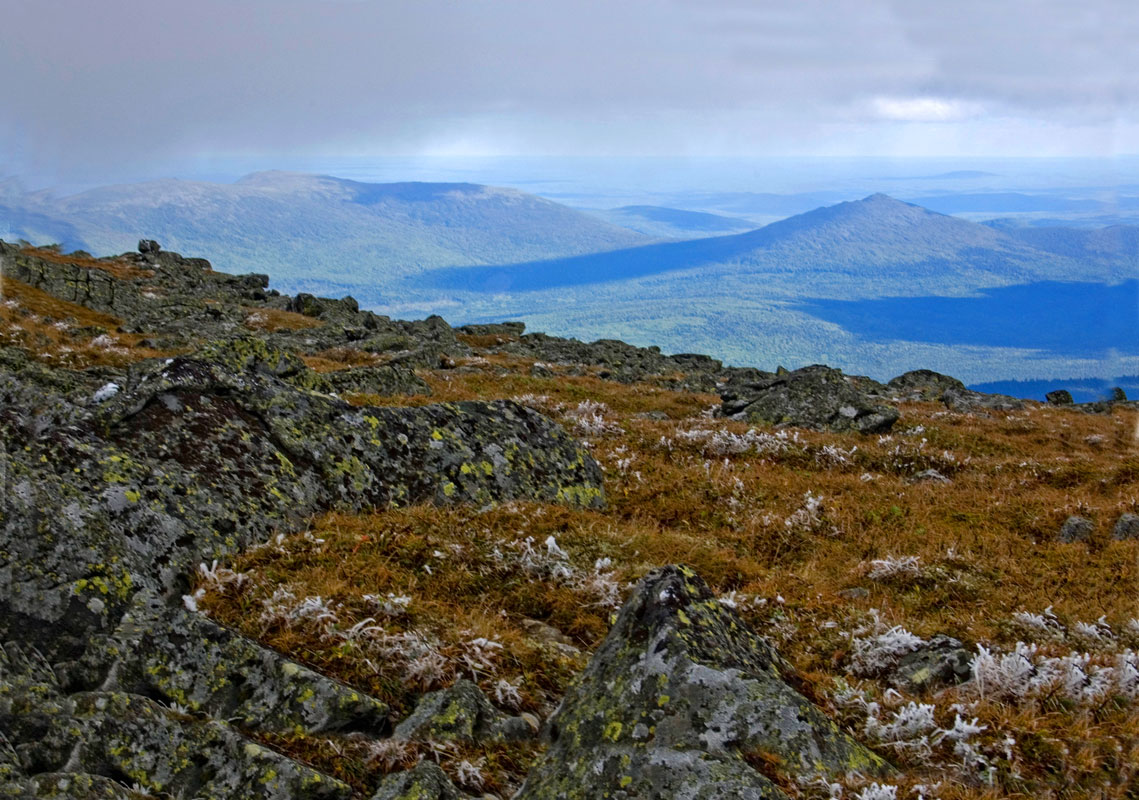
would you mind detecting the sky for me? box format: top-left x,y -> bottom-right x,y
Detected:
1,0 -> 1136,183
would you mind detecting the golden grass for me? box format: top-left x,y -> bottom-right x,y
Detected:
195,355 -> 1139,797
0,277 -> 170,367
301,347 -> 387,373
243,306 -> 324,333
456,332 -> 521,349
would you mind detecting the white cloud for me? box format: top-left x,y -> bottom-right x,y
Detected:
871,97 -> 984,122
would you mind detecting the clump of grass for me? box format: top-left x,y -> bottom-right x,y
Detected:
243,306 -> 324,333
0,277 -> 170,367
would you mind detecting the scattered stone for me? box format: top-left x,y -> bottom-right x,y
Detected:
890,634 -> 972,692
721,364 -> 899,433
1046,389 -> 1074,405
941,386 -> 1025,412
520,619 -> 575,646
521,619 -> 581,657
1113,513 -> 1139,541
887,369 -> 967,402
370,761 -> 465,800
393,680 -> 535,744
457,321 -> 526,337
137,239 -> 161,254
1057,515 -> 1094,543
907,469 -> 951,485
517,566 -> 891,799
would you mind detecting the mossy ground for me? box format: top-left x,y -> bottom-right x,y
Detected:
197,345 -> 1139,798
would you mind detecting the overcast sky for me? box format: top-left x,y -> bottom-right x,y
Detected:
1,0 -> 1135,180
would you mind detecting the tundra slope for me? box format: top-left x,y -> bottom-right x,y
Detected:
1,241 -> 1138,799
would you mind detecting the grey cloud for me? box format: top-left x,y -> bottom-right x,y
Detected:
0,0 -> 1131,177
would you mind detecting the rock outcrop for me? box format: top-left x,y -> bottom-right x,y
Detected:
517,566 -> 891,799
721,365 -> 899,434
0,335 -> 603,797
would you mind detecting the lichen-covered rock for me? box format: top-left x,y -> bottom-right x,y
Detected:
889,635 -> 972,692
887,369 -> 967,402
516,566 -> 891,800
0,642 -> 352,799
501,332 -> 723,391
1057,515 -> 1094,543
721,365 -> 899,434
0,335 -> 603,796
114,597 -> 391,735
393,679 -> 535,744
370,761 -> 467,800
941,386 -> 1024,413
323,364 -> 431,397
1045,389 -> 1074,405
1113,513 -> 1139,540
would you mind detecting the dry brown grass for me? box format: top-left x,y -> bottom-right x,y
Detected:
195,354 -> 1139,798
455,332 -> 521,349
0,277 -> 170,367
243,306 -> 324,333
301,347 -> 386,373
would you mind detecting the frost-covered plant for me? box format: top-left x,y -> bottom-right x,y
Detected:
564,399 -> 623,436
510,393 -> 556,411
1011,606 -> 1064,638
457,636 -> 503,677
849,624 -> 925,677
866,555 -> 922,582
198,559 -> 250,590
453,757 -> 487,790
493,677 -> 523,709
364,737 -> 414,770
854,783 -> 898,800
785,491 -> 828,533
258,588 -> 340,633
579,557 -> 623,608
863,700 -> 941,757
816,443 -> 858,468
364,592 -> 412,618
969,642 -> 1139,705
675,426 -> 798,457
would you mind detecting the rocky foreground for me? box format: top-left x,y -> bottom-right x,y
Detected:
2,241 -> 1138,799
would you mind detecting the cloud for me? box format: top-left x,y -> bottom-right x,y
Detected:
0,0 -> 1133,179
871,97 -> 984,123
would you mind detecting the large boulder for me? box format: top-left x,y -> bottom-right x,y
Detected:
517,566 -> 891,799
721,365 -> 899,434
887,369 -> 967,402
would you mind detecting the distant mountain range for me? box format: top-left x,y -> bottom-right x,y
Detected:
428,193 -> 1134,295
3,175 -> 1135,384
0,171 -> 649,292
583,205 -> 757,239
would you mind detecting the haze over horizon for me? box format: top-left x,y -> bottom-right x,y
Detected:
2,0 -> 1135,190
